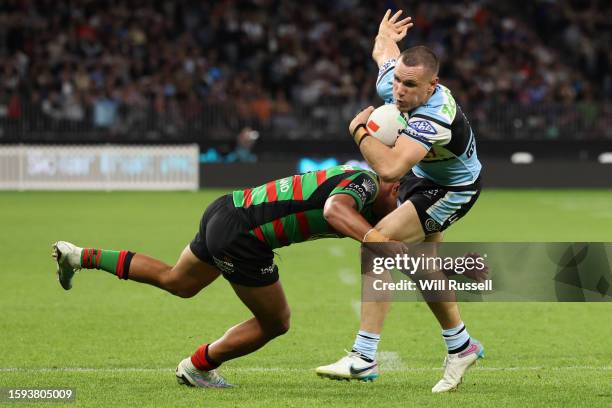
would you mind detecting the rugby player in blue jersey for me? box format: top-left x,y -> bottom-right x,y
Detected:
316,10 -> 484,393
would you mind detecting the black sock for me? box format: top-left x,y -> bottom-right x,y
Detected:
351,349 -> 374,363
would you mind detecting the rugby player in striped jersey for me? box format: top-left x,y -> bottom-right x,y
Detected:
51,165 -> 400,388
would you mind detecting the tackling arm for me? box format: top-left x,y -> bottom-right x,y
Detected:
323,194 -> 374,242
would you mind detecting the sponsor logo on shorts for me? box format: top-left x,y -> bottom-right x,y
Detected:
260,264 -> 276,274
213,256 -> 234,274
422,188 -> 440,200
425,218 -> 441,233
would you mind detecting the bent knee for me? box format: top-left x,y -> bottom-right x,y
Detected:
161,274 -> 201,298
276,317 -> 291,335
262,313 -> 291,337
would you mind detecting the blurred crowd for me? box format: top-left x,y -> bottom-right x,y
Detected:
0,0 -> 611,142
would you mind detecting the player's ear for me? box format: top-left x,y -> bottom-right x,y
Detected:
429,76 -> 439,90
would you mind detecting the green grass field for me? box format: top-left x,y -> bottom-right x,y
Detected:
1,190 -> 611,407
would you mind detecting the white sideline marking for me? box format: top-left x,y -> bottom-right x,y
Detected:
377,351 -> 406,370
0,366 -> 610,373
337,268 -> 357,286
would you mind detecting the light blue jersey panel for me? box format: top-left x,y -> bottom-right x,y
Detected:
376,59 -> 396,104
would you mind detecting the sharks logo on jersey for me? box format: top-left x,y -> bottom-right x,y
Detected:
408,120 -> 437,135
375,59 -> 482,186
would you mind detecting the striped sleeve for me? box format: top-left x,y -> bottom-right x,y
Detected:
376,59 -> 396,104
329,172 -> 380,211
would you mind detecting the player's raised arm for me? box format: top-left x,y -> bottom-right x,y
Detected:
372,9 -> 413,68
349,107 -> 428,182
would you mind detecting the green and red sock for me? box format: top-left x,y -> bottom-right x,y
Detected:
191,344 -> 220,371
80,248 -> 135,280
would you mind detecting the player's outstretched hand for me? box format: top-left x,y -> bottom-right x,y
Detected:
378,9 -> 413,43
349,106 -> 374,136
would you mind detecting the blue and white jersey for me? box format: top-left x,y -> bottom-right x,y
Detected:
376,59 -> 482,186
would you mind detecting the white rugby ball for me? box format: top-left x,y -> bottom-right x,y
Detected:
366,104 -> 407,146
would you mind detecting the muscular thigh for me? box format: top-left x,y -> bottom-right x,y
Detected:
376,202 -> 449,244
170,245 -> 221,289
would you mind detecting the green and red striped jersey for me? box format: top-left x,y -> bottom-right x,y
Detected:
232,165 -> 380,249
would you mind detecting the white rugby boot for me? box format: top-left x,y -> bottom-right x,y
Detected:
432,339 -> 485,393
316,351 -> 379,381
51,241 -> 82,290
175,357 -> 233,388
